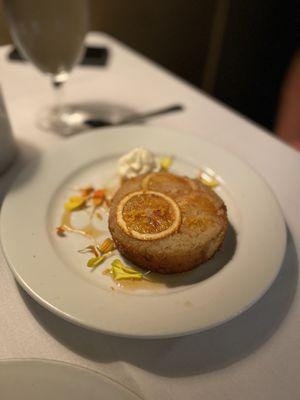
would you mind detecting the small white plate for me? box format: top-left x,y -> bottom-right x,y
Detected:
0,359 -> 142,399
1,126 -> 286,338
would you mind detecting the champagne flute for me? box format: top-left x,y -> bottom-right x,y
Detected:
3,0 -> 89,135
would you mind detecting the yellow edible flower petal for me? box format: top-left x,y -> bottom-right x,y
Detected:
200,174 -> 219,188
64,196 -> 87,211
87,255 -> 105,268
160,156 -> 173,171
98,238 -> 115,254
111,259 -> 143,281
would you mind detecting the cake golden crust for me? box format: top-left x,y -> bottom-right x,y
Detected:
109,172 -> 228,274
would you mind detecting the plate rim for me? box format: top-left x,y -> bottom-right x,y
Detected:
1,125 -> 287,338
0,357 -> 143,399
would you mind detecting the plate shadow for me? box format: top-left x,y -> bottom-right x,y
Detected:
0,138 -> 41,206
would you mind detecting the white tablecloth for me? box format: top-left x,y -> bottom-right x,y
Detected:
0,33 -> 299,400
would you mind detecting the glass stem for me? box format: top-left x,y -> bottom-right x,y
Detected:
52,78 -> 65,116
50,74 -> 82,136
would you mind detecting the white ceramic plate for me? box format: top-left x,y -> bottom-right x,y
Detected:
0,359 -> 142,399
1,126 -> 286,338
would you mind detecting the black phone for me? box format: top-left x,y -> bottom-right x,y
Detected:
8,46 -> 109,66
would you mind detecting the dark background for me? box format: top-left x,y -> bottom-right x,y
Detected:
89,0 -> 299,131
1,0 -> 298,131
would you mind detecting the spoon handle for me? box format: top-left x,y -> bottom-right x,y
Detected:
85,104 -> 184,128
120,104 -> 184,124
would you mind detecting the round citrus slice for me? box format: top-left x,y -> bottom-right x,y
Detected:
142,172 -> 198,193
116,190 -> 181,240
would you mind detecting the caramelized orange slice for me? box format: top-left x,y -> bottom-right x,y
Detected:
117,190 -> 181,240
142,172 -> 197,193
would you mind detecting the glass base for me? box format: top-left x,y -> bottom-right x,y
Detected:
37,102 -> 136,136
38,105 -> 88,136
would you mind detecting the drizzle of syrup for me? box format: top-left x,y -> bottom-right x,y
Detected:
61,210 -> 103,240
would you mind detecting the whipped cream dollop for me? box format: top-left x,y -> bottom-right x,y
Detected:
118,148 -> 160,179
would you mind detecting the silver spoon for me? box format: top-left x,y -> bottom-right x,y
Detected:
84,104 -> 184,128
